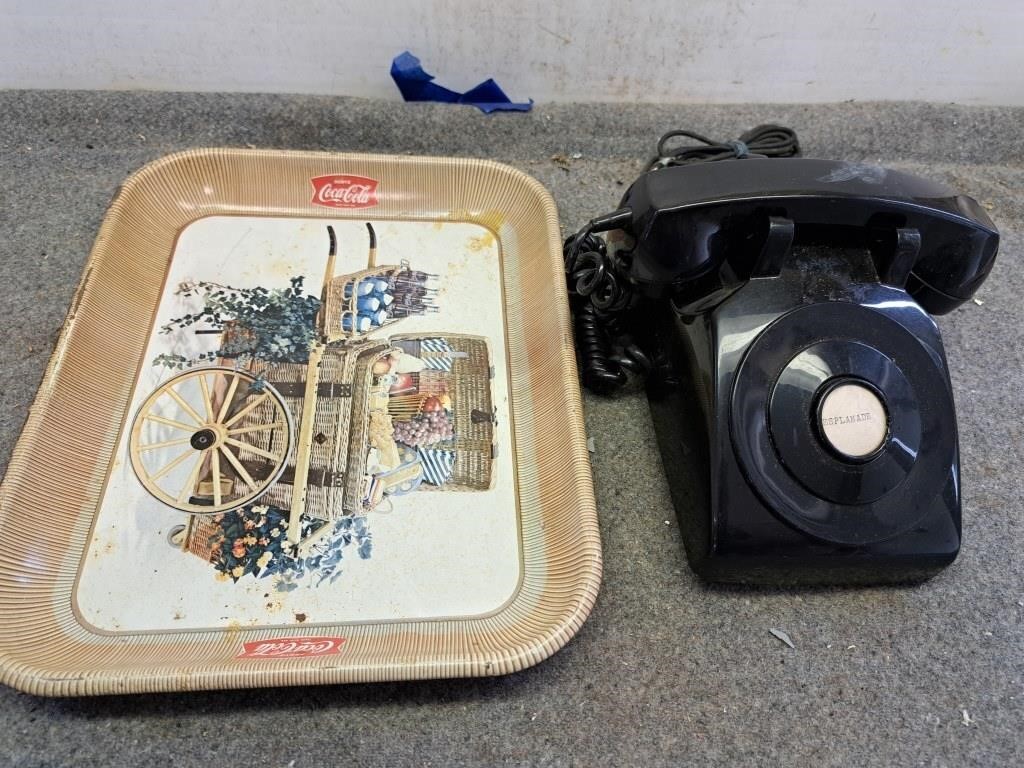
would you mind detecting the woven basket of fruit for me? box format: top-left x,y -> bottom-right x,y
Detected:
374,334 -> 495,494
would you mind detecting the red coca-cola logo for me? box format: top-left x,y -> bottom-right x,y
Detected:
310,174 -> 379,209
237,636 -> 346,659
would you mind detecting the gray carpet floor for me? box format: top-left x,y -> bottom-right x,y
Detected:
0,91 -> 1021,767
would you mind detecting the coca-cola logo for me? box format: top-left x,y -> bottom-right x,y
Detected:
310,174 -> 379,209
237,636 -> 346,659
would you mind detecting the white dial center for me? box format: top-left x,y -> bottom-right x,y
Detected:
819,382 -> 888,459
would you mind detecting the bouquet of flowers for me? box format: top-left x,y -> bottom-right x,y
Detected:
208,504 -> 372,588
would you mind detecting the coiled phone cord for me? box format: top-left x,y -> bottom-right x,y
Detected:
564,229 -> 636,393
564,124 -> 800,394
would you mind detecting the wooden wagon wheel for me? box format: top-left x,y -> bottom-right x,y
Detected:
129,367 -> 293,515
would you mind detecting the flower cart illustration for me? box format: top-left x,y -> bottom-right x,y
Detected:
128,224 -> 496,569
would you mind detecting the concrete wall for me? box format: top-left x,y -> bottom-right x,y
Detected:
2,0 -> 1022,104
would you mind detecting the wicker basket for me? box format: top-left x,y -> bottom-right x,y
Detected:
341,343 -> 392,513
322,266 -> 403,343
446,335 -> 495,490
216,319 -> 377,521
246,346 -> 384,521
183,516 -> 221,563
388,334 -> 495,491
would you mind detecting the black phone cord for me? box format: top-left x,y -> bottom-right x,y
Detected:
648,123 -> 799,170
564,228 -> 649,393
566,123 -> 799,394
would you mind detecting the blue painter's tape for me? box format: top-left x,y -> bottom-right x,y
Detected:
390,51 -> 533,114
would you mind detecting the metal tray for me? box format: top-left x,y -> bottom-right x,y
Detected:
0,149 -> 600,695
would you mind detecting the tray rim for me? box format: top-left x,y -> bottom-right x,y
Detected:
0,148 -> 601,696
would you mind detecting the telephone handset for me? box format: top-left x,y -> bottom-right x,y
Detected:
566,146 -> 998,584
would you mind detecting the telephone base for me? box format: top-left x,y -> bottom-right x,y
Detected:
647,246 -> 962,585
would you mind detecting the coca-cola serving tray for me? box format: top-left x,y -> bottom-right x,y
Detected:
0,149 -> 600,695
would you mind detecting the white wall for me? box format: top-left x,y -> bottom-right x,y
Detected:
2,0 -> 1022,104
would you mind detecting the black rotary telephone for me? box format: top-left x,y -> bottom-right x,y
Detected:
564,126 -> 999,585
